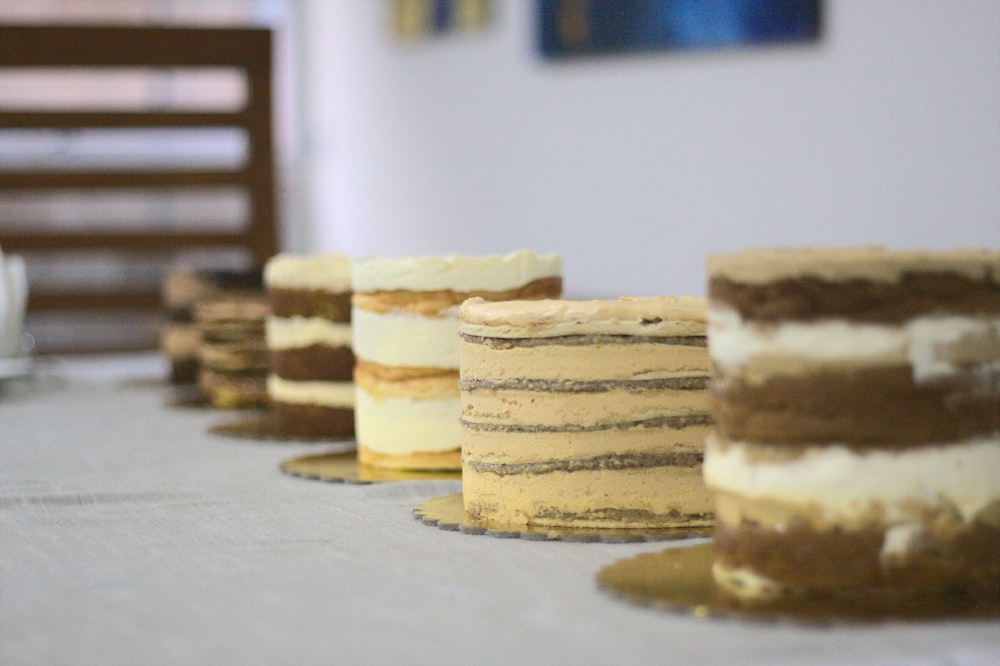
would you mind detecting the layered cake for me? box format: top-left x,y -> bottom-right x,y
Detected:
0,246 -> 28,359
460,296 -> 715,529
352,250 -> 562,470
264,253 -> 355,438
195,294 -> 270,408
704,247 -> 1000,602
160,267 -> 262,384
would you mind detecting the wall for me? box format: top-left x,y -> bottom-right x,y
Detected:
297,0 -> 1000,298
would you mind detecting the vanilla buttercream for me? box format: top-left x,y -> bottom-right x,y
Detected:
352,250 -> 561,293
266,316 -> 352,350
267,375 -> 355,407
352,307 -> 460,368
263,253 -> 352,291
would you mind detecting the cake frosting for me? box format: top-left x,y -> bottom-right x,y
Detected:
352,251 -> 562,470
705,247 -> 1000,603
460,296 -> 715,529
264,253 -> 355,438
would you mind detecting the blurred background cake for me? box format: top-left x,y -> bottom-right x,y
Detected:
160,268 -> 263,385
264,253 -> 354,438
195,294 -> 270,409
704,247 -> 1000,603
460,296 -> 714,529
0,246 -> 29,361
351,250 -> 562,470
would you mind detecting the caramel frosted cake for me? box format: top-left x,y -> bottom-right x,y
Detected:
704,247 -> 1000,603
459,296 -> 715,529
264,253 -> 355,438
195,294 -> 270,408
352,250 -> 562,470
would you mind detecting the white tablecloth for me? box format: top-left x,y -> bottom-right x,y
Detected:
2,355 -> 997,665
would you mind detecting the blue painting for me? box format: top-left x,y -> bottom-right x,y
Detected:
538,0 -> 822,58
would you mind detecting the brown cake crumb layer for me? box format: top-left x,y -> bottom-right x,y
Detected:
710,273 -> 1000,324
459,333 -> 707,349
358,444 -> 460,471
272,401 -> 354,438
464,451 -> 703,476
267,287 -> 352,321
713,519 -> 1000,595
461,413 -> 712,434
460,376 -> 710,392
353,276 -> 563,316
271,345 -> 355,383
712,366 -> 1000,448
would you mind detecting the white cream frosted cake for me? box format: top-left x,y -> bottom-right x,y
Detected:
351,250 -> 562,470
459,296 -> 715,529
704,247 -> 1000,603
264,253 -> 355,438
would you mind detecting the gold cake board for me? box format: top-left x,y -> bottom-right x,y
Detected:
413,493 -> 713,543
597,543 -> 1000,625
208,412 -> 356,445
281,451 -> 462,484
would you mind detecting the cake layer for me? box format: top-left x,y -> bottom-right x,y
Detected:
352,307 -> 462,369
198,368 -> 268,408
358,445 -> 460,471
462,464 -> 713,528
263,253 -> 352,292
267,288 -> 352,320
712,365 -> 999,447
459,296 -> 707,338
704,435 -> 1000,531
707,247 -> 999,287
160,323 -> 200,359
272,401 -> 354,438
352,250 -> 561,293
354,387 -> 462,455
462,385 -> 710,429
354,360 -> 458,400
463,422 -> 711,462
198,340 -> 269,372
267,375 -> 355,408
270,345 -> 354,383
266,316 -> 352,350
460,336 -> 709,383
353,277 -> 563,317
708,306 -> 1000,380
712,517 -> 1000,597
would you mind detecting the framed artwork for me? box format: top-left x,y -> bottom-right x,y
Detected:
538,0 -> 822,59
393,0 -> 491,41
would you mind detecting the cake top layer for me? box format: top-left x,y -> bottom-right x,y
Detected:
460,296 -> 707,338
352,250 -> 561,293
707,247 -> 1000,285
264,253 -> 352,292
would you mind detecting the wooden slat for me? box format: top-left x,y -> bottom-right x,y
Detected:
0,110 -> 250,129
28,292 -> 161,311
0,170 -> 248,189
0,25 -> 270,68
1,231 -> 249,252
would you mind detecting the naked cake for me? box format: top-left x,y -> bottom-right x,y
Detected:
352,250 -> 562,470
459,296 -> 715,529
195,294 -> 270,408
264,253 -> 355,438
704,247 -> 1000,603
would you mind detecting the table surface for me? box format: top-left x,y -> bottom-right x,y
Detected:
2,355 -> 998,666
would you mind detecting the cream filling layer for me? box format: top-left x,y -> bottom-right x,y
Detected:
708,306 -> 1000,382
354,388 -> 461,454
267,375 -> 355,407
462,464 -> 713,527
704,435 -> 1000,525
352,249 -> 561,292
263,253 -> 352,291
462,424 -> 711,462
352,307 -> 459,368
459,339 -> 709,382
462,387 -> 709,428
266,316 -> 352,350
